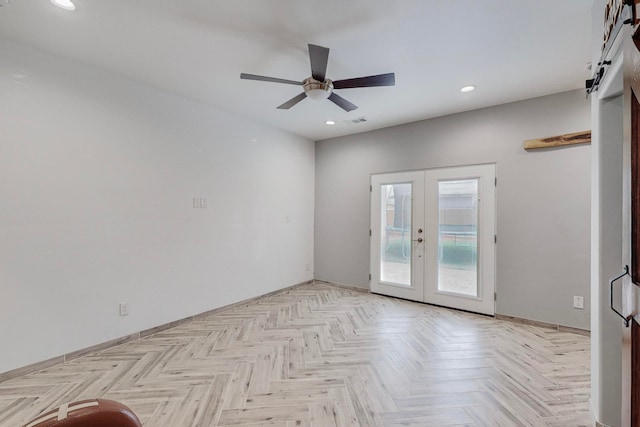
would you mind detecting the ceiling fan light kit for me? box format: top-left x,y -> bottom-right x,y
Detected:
240,43 -> 395,112
50,0 -> 75,11
303,78 -> 333,100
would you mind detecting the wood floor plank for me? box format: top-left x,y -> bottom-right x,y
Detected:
0,283 -> 591,426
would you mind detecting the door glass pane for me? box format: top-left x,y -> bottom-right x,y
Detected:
438,179 -> 478,296
380,183 -> 412,286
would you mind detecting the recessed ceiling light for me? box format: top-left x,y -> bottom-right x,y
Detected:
460,85 -> 475,93
325,120 -> 336,125
51,0 -> 75,11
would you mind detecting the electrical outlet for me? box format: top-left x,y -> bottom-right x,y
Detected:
119,303 -> 130,316
573,296 -> 584,309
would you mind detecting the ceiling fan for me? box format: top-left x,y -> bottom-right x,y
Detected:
240,44 -> 395,112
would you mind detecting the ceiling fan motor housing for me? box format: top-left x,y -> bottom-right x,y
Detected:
303,77 -> 333,100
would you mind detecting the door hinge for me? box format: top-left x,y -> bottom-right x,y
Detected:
370,185 -> 372,192
369,273 -> 372,280
369,229 -> 372,237
494,235 -> 497,244
495,177 -> 497,186
494,292 -> 497,301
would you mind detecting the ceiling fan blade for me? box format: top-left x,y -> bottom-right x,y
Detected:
333,72 -> 396,89
308,44 -> 330,81
240,73 -> 302,86
277,92 -> 307,109
328,93 -> 358,112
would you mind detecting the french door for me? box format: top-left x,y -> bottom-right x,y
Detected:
370,164 -> 496,315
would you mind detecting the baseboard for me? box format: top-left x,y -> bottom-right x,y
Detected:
193,280 -> 314,320
495,314 -> 590,336
65,332 -> 141,362
557,324 -> 591,336
313,279 -> 370,293
0,279 -> 314,384
0,355 -> 64,384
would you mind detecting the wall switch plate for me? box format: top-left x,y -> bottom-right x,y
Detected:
119,303 -> 130,316
573,296 -> 584,309
193,197 -> 207,208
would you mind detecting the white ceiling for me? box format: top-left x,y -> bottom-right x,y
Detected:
0,0 -> 592,141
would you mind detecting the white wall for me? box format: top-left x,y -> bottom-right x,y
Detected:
0,37 -> 315,374
315,90 -> 591,329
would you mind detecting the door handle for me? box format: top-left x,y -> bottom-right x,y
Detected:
413,237 -> 423,243
610,265 -> 631,328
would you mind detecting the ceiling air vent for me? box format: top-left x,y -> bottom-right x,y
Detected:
343,116 -> 368,125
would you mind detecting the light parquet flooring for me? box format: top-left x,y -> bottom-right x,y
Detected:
0,283 -> 591,426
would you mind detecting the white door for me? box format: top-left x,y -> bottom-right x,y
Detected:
370,164 -> 496,315
370,171 -> 425,302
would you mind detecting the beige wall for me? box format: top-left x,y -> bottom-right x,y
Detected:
315,89 -> 591,330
